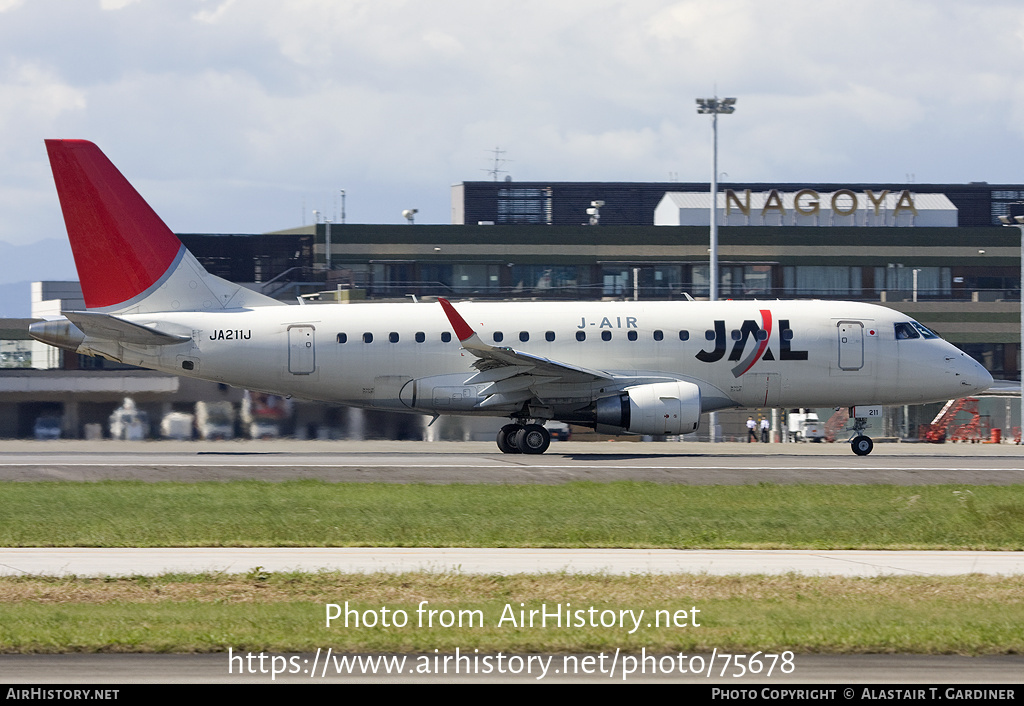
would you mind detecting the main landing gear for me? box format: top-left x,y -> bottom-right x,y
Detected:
849,417 -> 873,456
496,422 -> 551,455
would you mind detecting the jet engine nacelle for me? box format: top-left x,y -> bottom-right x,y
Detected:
594,380 -> 702,435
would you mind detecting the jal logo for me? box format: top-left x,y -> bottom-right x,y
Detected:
695,310 -> 807,377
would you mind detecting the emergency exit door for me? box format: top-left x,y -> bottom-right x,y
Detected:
288,325 -> 316,374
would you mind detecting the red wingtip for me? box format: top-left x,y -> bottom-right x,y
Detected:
438,298 -> 475,342
45,139 -> 183,309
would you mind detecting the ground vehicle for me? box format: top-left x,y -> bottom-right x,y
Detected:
195,401 -> 235,440
787,409 -> 825,442
160,412 -> 194,440
109,398 -> 149,440
33,415 -> 62,440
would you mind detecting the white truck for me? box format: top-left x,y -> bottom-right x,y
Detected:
241,391 -> 292,439
109,398 -> 149,440
160,412 -> 194,440
195,401 -> 236,440
786,409 -> 825,442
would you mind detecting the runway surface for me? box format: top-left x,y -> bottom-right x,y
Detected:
1,438 -> 1023,484
2,547 -> 1024,578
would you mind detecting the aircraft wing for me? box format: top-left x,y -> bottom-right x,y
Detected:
438,298 -> 613,385
63,311 -> 192,346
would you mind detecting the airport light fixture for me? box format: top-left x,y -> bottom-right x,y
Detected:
697,96 -> 736,444
998,214 -> 1024,435
696,96 -> 736,302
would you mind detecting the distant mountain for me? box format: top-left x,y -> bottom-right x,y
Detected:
0,282 -> 30,318
0,240 -> 78,318
0,238 -> 77,286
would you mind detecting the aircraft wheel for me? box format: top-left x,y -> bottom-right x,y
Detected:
514,423 -> 551,455
851,435 -> 873,456
496,424 -> 522,454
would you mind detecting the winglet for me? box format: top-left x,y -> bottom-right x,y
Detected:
438,298 -> 476,342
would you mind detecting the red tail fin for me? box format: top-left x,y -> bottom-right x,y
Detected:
45,139 -> 184,309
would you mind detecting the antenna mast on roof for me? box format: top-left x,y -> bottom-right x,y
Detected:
483,147 -> 511,181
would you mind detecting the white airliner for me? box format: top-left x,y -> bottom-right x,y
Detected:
30,140 -> 993,455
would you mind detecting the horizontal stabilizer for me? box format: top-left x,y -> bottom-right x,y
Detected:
64,311 -> 191,346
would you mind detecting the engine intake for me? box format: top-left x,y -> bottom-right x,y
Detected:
595,380 -> 701,435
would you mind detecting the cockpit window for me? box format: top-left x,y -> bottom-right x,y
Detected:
910,321 -> 939,339
894,322 -> 919,340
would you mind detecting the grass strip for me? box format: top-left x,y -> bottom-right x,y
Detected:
0,480 -> 1023,549
0,572 -> 1021,655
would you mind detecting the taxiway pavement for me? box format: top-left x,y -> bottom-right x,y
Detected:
1,438 -> 1023,484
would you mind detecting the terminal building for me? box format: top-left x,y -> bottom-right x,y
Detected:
1,178 -> 1020,439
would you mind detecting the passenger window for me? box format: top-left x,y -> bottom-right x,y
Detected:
653,330 -> 664,341
601,331 -> 612,341
894,323 -> 920,340
336,333 -> 347,344
705,329 -> 716,341
679,330 -> 689,341
519,331 -> 529,342
545,331 -> 555,342
731,330 -> 741,341
363,332 -> 373,343
441,332 -> 452,343
415,332 -> 425,343
389,332 -> 399,343
627,330 -> 638,341
576,331 -> 586,342
493,331 -> 504,343
756,330 -> 768,341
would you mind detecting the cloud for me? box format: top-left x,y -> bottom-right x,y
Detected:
100,0 -> 141,9
0,0 -> 1020,246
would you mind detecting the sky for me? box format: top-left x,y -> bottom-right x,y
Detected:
1,0 -> 1024,263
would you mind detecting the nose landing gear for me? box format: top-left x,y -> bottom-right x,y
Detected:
849,416 -> 874,455
496,421 -> 551,454
851,434 -> 874,456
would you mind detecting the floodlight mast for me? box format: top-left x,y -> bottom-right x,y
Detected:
696,97 -> 736,302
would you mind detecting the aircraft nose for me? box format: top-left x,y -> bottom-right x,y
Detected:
953,351 -> 993,395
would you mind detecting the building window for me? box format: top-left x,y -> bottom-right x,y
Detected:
783,266 -> 864,297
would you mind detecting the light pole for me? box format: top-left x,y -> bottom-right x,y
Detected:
697,96 -> 735,444
998,215 -> 1024,439
696,96 -> 736,302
